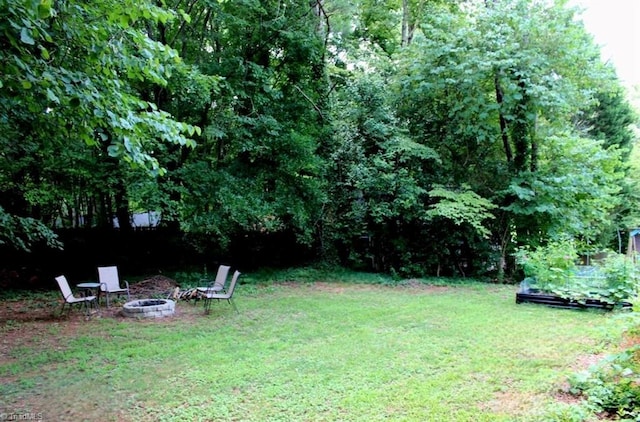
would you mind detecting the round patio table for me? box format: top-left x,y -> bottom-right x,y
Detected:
77,282 -> 102,305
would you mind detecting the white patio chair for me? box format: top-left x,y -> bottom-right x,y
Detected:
202,270 -> 241,314
55,275 -> 98,316
98,266 -> 130,307
196,265 -> 231,301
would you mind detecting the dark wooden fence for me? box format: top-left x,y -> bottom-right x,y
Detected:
0,228 -> 316,289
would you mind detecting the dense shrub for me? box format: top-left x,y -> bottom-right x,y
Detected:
515,239 -> 579,286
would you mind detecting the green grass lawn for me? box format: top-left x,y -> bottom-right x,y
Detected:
0,273 -> 619,421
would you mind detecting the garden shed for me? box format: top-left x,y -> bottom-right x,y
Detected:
627,228 -> 640,260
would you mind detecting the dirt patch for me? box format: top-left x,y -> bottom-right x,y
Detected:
0,275 -> 201,365
479,389 -> 545,416
0,274 -> 203,330
310,281 -> 364,294
571,352 -> 608,372
0,299 -> 59,324
0,275 -> 179,324
550,351 -> 610,415
551,337 -> 640,417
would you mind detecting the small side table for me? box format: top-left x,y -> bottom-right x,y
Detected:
77,282 -> 102,306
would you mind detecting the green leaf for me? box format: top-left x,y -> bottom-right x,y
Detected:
38,1 -> 53,19
46,88 -> 59,103
107,145 -> 119,157
20,28 -> 35,45
179,9 -> 191,23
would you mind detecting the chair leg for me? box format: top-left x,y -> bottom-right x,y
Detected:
228,298 -> 238,314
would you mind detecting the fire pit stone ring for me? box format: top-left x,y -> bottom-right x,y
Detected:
122,299 -> 175,318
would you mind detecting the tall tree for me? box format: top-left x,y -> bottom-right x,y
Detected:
145,0 -> 331,250
0,0 -> 199,250
393,0 -> 626,276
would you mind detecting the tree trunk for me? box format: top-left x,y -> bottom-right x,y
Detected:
114,182 -> 132,232
402,0 -> 410,47
511,75 -> 530,173
494,74 -> 513,164
496,217 -> 512,282
530,116 -> 538,172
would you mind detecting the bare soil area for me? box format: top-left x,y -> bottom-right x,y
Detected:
0,275 -> 180,324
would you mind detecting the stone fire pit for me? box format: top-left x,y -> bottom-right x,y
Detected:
122,299 -> 175,318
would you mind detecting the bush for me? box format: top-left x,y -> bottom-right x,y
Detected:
595,254 -> 639,306
568,346 -> 640,420
514,239 -> 579,291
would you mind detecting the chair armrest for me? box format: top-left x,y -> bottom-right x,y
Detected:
123,280 -> 130,289
195,279 -> 216,289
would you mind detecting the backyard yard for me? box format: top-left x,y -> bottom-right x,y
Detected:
0,271 -> 627,421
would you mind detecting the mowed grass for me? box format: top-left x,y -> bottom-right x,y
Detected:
0,275 -> 616,421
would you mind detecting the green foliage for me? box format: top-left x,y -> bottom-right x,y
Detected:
0,0 -> 637,277
393,0 -> 627,275
326,70 -> 442,273
568,347 -> 640,420
356,0 -> 403,54
425,185 -> 497,239
515,244 -> 638,305
144,0 -> 330,247
0,206 -> 61,252
595,254 -> 639,305
583,86 -> 638,159
505,134 -> 624,246
514,239 -> 579,288
0,0 -> 203,249
0,0 -> 199,173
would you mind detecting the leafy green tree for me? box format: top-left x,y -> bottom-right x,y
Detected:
583,87 -> 637,158
504,133 -> 624,249
392,0 -> 625,277
0,0 -> 635,279
0,0 -> 199,250
326,70 -> 444,273
145,0 -> 330,250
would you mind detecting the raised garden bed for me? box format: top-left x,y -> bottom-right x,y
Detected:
516,277 -> 633,311
515,290 -> 632,310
